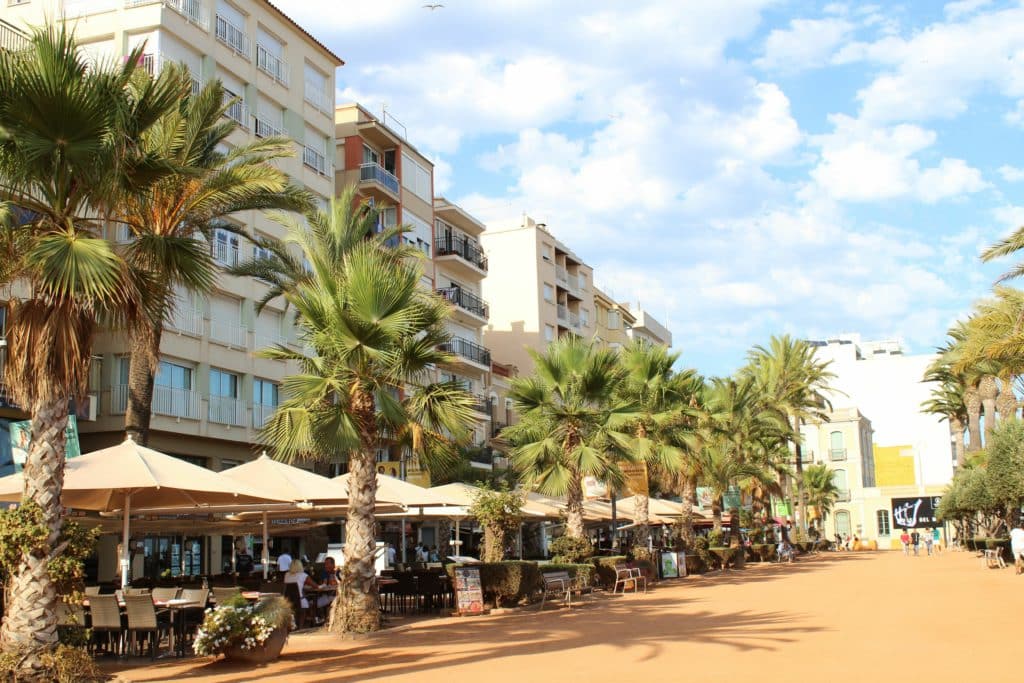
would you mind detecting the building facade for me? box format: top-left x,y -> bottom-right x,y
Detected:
592,287 -> 636,350
628,306 -> 673,347
480,216 -> 595,375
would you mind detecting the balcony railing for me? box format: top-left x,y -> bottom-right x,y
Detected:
252,114 -> 284,139
153,386 -> 200,420
829,448 -> 847,461
470,395 -> 492,416
437,287 -> 488,319
111,384 -> 129,414
212,239 -> 240,267
215,14 -> 250,58
302,145 -> 329,176
252,403 -> 277,428
359,163 -> 399,195
433,234 -> 488,271
255,332 -> 288,350
209,320 -> 248,348
140,52 -> 202,94
555,264 -> 580,290
440,336 -> 491,367
224,99 -> 249,128
557,304 -> 580,329
167,308 -> 204,337
836,490 -> 851,502
256,44 -> 289,85
126,0 -> 209,28
208,395 -> 246,426
0,19 -> 28,52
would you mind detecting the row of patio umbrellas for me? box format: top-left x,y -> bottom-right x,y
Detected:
0,436 -> 707,586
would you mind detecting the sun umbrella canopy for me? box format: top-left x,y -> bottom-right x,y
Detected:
618,495 -> 686,518
422,483 -> 558,518
333,472 -> 456,508
0,437 -> 287,511
220,454 -> 348,505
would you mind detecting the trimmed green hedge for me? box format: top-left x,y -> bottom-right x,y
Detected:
588,556 -> 656,587
448,561 -> 542,608
540,563 -> 596,587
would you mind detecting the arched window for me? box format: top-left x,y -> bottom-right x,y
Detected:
876,509 -> 891,536
835,510 -> 851,538
830,431 -> 845,460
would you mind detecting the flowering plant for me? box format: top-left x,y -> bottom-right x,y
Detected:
193,594 -> 292,656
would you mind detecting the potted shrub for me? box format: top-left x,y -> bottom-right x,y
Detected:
194,594 -> 292,664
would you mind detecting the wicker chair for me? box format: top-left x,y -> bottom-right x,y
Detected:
88,594 -> 124,656
124,594 -> 169,659
151,587 -> 180,602
178,588 -> 210,655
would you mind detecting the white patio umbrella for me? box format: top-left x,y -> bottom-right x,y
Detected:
0,436 -> 289,587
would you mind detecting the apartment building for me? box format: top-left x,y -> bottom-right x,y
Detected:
334,105 -> 496,479
480,216 -> 596,375
593,287 -> 636,350
0,0 -> 342,576
628,307 -> 673,348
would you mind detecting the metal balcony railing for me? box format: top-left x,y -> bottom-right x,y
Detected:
111,384 -> 129,414
470,395 -> 492,416
224,99 -> 249,128
256,44 -> 289,85
140,52 -> 202,93
836,490 -> 851,502
167,308 -> 204,337
208,395 -> 246,426
0,19 -> 27,52
209,320 -> 248,348
252,114 -> 284,139
829,448 -> 847,461
359,163 -> 399,194
153,386 -> 200,420
440,336 -> 491,367
215,14 -> 250,58
252,403 -> 277,428
433,234 -> 488,271
126,0 -> 208,28
302,145 -> 329,175
255,332 -> 288,351
437,287 -> 488,319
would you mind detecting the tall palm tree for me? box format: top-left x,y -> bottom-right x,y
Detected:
932,326 -> 986,452
921,377 -> 968,467
254,214 -> 474,634
802,463 -> 840,529
0,26 -> 183,666
981,223 -> 1024,283
616,339 -> 697,549
744,335 -> 835,531
505,337 -> 636,539
116,69 -> 312,444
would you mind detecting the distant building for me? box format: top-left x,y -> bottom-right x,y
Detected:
592,287 -> 636,350
627,306 -> 672,348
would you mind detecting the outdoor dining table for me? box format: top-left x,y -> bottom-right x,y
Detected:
81,597 -> 200,657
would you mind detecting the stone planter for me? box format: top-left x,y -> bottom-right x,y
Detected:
224,626 -> 288,664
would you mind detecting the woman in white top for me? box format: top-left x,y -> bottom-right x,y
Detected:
283,559 -> 317,609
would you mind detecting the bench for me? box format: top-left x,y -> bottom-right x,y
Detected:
612,564 -> 646,594
983,549 -> 1006,569
540,571 -> 591,610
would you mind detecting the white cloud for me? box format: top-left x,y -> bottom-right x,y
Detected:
916,159 -> 988,203
944,0 -> 992,20
993,205 -> 1024,229
755,17 -> 854,72
999,165 -> 1024,182
1006,99 -> 1024,128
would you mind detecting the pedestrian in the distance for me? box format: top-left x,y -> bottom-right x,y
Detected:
932,527 -> 942,554
924,530 -> 934,556
1010,525 -> 1024,574
900,530 -> 911,556
911,529 -> 921,556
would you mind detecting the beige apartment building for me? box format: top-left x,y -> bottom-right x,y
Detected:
1,0 -> 342,576
593,287 -> 636,350
480,217 -> 596,375
334,105 -> 496,482
628,306 -> 673,347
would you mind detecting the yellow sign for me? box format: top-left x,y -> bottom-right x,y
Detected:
621,462 -> 649,496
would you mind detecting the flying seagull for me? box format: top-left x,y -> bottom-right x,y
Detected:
423,3 -> 444,9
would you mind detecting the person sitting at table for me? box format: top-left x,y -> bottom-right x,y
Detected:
317,557 -> 339,610
284,559 -> 317,610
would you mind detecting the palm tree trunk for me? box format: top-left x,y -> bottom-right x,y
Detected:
711,497 -> 722,534
632,493 -> 650,550
482,522 -> 506,562
0,396 -> 68,668
329,447 -> 380,634
564,471 -> 585,539
964,384 -> 983,452
950,417 -> 966,467
679,477 -> 696,547
437,518 -> 452,561
124,326 -> 160,445
980,375 -> 998,445
996,379 -> 1017,424
792,414 -> 806,531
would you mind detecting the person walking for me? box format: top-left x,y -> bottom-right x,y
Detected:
924,530 -> 934,556
911,529 -> 921,556
900,530 -> 911,556
277,549 -> 293,574
1011,525 -> 1024,574
932,527 -> 942,554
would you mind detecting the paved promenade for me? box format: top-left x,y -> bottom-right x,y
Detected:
109,549 -> 1015,683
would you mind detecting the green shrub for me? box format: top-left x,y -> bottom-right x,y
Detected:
448,561 -> 542,607
589,555 -> 627,588
540,563 -> 596,587
548,536 -> 594,563
708,546 -> 736,570
0,645 -> 102,683
690,536 -> 714,572
707,530 -> 725,547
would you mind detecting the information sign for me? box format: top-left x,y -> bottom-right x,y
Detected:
453,566 -> 486,616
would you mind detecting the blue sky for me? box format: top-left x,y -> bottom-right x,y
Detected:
278,0 -> 1024,376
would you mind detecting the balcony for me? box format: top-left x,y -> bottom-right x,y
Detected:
0,19 -> 27,52
302,144 -> 330,176
255,332 -> 288,351
153,386 -> 200,420
837,490 -> 851,502
140,53 -> 202,94
167,308 -> 204,337
359,162 -> 399,196
126,0 -> 209,29
470,395 -> 492,416
434,234 -> 487,273
557,304 -> 580,329
215,14 -> 250,58
224,99 -> 249,128
209,320 -> 248,349
252,114 -> 284,139
252,403 -> 277,428
212,239 -> 240,267
829,448 -> 847,461
437,287 -> 488,320
208,395 -> 246,426
256,44 -> 289,85
440,336 -> 491,368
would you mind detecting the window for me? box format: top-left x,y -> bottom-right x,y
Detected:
215,0 -> 250,57
157,361 -> 193,391
607,310 -> 621,330
830,431 -> 846,460
304,63 -> 329,111
581,308 -> 590,327
400,152 -> 432,201
363,145 -> 379,166
835,510 -> 851,538
876,509 -> 891,536
209,368 -> 242,426
220,459 -> 241,470
544,324 -> 555,342
253,379 -> 279,407
541,244 -> 553,262
213,228 -> 240,266
578,272 -> 587,290
256,27 -> 287,84
210,368 -> 239,399
832,468 -> 848,493
543,284 -> 554,303
153,360 -> 196,419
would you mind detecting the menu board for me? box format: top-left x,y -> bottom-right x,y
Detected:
453,567 -> 485,616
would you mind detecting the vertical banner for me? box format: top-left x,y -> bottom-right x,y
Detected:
621,462 -> 649,496
10,416 -> 81,471
453,566 -> 486,616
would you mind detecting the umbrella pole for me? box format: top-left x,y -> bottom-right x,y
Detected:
262,511 -> 270,579
401,517 -> 407,564
518,523 -> 523,560
454,520 -> 460,558
121,493 -> 131,589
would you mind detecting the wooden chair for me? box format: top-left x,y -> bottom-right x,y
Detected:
124,594 -> 169,660
88,594 -> 124,656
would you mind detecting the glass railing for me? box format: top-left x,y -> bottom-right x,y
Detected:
208,320 -> 248,348
359,163 -> 399,194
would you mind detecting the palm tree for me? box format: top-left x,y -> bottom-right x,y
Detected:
0,27 -> 183,665
744,335 -> 836,531
981,223 -> 1024,283
616,339 -> 697,550
932,326 -> 987,452
802,463 -> 840,530
505,337 -> 636,539
254,210 -> 474,634
921,377 -> 968,467
116,70 -> 312,444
